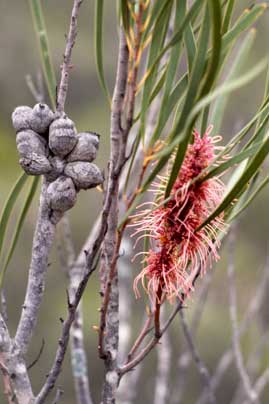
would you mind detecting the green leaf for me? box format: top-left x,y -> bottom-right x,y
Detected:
94,0 -> 111,104
228,175 -> 269,222
188,59 -> 267,129
149,74 -> 188,148
184,4 -> 197,73
165,4 -> 212,197
28,0 -> 56,109
197,133 -> 269,230
138,0 -> 204,104
0,173 -> 28,260
201,142 -> 263,182
222,0 -> 235,34
0,177 -> 40,289
222,4 -> 268,54
140,0 -> 173,141
120,0 -> 130,35
142,0 -> 172,42
211,29 -> 256,135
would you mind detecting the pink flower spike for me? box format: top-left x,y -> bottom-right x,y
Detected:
131,126 -> 227,303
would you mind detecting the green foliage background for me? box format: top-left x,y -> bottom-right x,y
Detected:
0,1 -> 268,403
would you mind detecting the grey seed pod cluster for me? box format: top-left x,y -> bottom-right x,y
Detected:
12,104 -> 104,222
67,132 -> 99,163
65,162 -> 104,190
49,116 -> 77,158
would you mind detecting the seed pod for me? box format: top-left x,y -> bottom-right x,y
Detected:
12,106 -> 32,132
16,129 -> 48,157
20,154 -> 51,176
49,116 -> 77,158
16,129 -> 50,175
45,156 -> 66,182
64,162 -> 103,190
67,132 -> 100,163
30,103 -> 54,134
47,176 -> 77,212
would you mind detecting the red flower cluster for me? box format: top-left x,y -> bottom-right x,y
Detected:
131,126 -> 226,303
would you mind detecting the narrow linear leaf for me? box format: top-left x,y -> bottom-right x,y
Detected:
198,133 -> 269,230
148,59 -> 267,165
211,29 -> 256,135
228,175 -> 269,222
28,0 -> 56,108
94,0 -> 111,104
0,177 -> 40,289
165,3 -> 213,197
222,0 -> 235,34
120,0 -> 130,35
0,173 -> 28,259
201,142 -> 263,182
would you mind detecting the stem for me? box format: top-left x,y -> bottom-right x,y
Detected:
15,179 -> 55,354
57,0 -> 84,112
61,216 -> 93,404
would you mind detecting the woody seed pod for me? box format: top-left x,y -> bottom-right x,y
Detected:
12,106 -> 32,132
47,176 -> 77,212
16,129 -> 48,157
30,103 -> 54,134
16,129 -> 50,175
67,132 -> 100,163
64,161 -> 103,190
49,116 -> 77,158
20,154 -> 52,176
45,156 -> 66,182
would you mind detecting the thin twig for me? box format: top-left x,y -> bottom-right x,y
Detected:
52,388 -> 64,404
27,339 -> 45,370
180,310 -> 216,404
56,0 -> 84,112
153,307 -> 171,404
60,215 -> 93,404
26,73 -> 44,103
198,256 -> 269,404
120,299 -> 184,376
172,272 -> 213,404
227,228 -> 259,404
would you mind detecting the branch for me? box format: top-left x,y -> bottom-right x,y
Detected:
119,299 -> 184,376
153,308 -> 171,404
227,229 -> 258,404
97,26 -> 130,403
15,179 -> 56,354
197,255 -> 269,404
60,215 -> 93,404
56,0 -> 84,112
179,310 -> 216,404
171,272 -> 213,404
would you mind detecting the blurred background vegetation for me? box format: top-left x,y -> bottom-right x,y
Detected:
0,1 -> 269,403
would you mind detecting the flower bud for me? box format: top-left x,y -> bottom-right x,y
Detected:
12,106 -> 32,132
45,156 -> 66,182
30,103 -> 54,134
47,176 -> 77,212
64,162 -> 103,190
49,116 -> 77,158
67,132 -> 100,163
